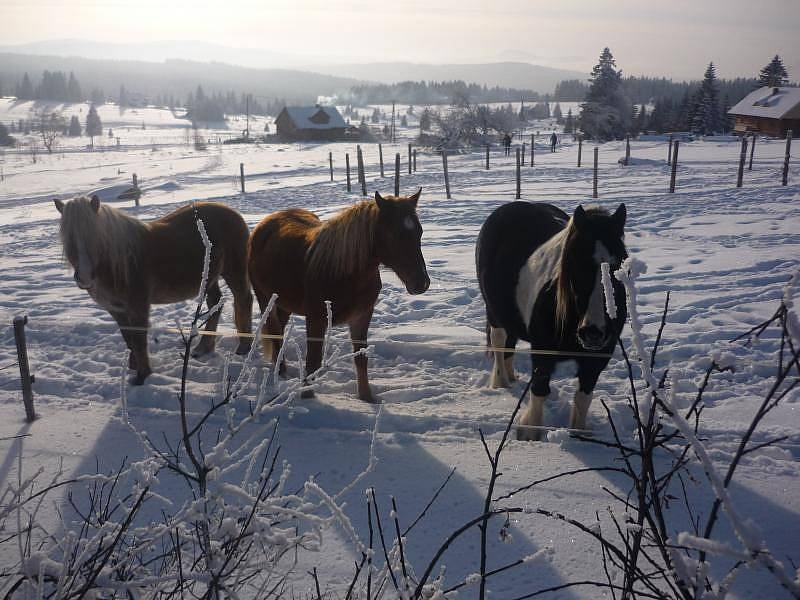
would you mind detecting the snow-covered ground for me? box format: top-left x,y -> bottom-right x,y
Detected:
1,102 -> 799,598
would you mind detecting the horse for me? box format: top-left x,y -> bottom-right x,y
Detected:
475,201 -> 627,440
247,189 -> 430,403
55,195 -> 253,384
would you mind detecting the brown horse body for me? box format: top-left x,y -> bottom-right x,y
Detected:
248,190 -> 429,402
56,196 -> 253,384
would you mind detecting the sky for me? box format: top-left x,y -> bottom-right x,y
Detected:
1,0 -> 799,79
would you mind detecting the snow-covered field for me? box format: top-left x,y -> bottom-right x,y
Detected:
1,102 -> 799,598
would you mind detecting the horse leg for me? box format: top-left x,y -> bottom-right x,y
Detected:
110,311 -> 137,370
504,334 -> 518,383
224,268 -> 253,355
349,307 -> 375,403
193,279 -> 222,357
264,306 -> 290,377
570,361 -> 603,431
517,360 -> 554,441
127,304 -> 152,385
301,312 -> 326,399
489,326 -> 510,388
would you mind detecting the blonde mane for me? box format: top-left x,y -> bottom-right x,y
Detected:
306,201 -> 379,280
59,197 -> 148,287
554,217 -> 577,338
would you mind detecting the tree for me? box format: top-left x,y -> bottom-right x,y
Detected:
579,47 -> 633,140
419,108 -> 432,131
691,62 -> 722,135
16,73 -> 34,100
85,104 -> 102,147
758,55 -> 789,88
35,110 -> 66,153
553,103 -> 563,124
563,108 -> 574,134
119,84 -> 129,108
68,115 -> 82,137
67,72 -> 82,103
636,104 -> 648,133
0,122 -> 15,147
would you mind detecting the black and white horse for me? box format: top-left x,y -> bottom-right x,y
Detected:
475,202 -> 628,440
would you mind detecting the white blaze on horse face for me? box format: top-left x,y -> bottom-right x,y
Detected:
580,241 -> 614,333
516,228 -> 568,329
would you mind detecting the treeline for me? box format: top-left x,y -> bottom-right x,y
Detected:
343,80 -> 543,106
9,70 -> 90,103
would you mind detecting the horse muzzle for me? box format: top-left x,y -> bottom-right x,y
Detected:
74,271 -> 94,290
577,325 -> 609,351
405,272 -> 430,295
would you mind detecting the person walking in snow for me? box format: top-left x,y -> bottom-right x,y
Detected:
550,131 -> 558,152
503,133 -> 512,157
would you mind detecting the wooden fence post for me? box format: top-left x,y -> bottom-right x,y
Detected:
577,136 -> 582,167
345,153 -> 351,192
394,153 -> 400,196
668,134 -> 674,166
239,163 -> 245,193
357,145 -> 366,196
521,142 -> 526,167
736,136 -> 748,188
782,130 -> 793,186
592,147 -> 598,199
13,316 -> 35,422
378,143 -> 384,178
408,143 -> 412,174
486,144 -> 490,170
624,135 -> 630,166
442,150 -> 451,199
669,140 -> 680,193
530,133 -> 534,167
515,147 -> 521,199
413,149 -> 417,172
329,152 -> 334,181
132,173 -> 139,206
748,133 -> 755,171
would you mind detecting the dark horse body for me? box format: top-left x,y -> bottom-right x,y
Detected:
248,190 -> 429,402
476,201 -> 627,440
55,196 -> 253,384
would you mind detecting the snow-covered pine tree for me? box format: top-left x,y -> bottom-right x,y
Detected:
85,104 -> 102,147
579,47 -> 633,140
758,55 -> 789,88
691,62 -> 722,136
68,115 -> 81,137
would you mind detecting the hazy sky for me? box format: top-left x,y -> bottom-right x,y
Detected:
2,0 -> 798,79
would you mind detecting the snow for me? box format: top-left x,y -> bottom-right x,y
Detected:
1,102 -> 799,598
728,86 -> 800,120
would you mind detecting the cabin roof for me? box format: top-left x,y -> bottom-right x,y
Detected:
728,86 -> 800,120
280,105 -> 347,130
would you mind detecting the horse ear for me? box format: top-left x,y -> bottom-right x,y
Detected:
90,195 -> 101,212
408,187 -> 422,208
374,191 -> 388,211
612,203 -> 626,233
572,205 -> 587,231
54,198 -> 64,214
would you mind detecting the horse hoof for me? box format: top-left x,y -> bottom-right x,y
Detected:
516,426 -> 541,442
191,343 -> 215,358
129,371 -> 150,386
300,388 -> 315,399
359,392 -> 378,403
235,340 -> 252,356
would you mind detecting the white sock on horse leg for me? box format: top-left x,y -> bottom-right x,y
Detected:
569,390 -> 593,430
518,393 -> 547,441
504,356 -> 516,381
489,326 -> 508,388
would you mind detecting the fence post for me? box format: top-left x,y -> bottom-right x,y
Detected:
408,143 -> 412,174
329,152 -> 334,181
748,133 -> 755,171
521,142 -> 526,168
486,144 -> 490,170
442,150 -> 451,199
530,133 -> 535,167
13,316 -> 35,422
394,153 -> 400,196
515,147 -> 521,199
736,136 -> 748,188
592,147 -> 598,199
132,173 -> 139,206
357,145 -> 367,196
782,130 -> 793,186
378,143 -> 384,178
668,134 -> 674,166
624,135 -> 630,166
239,163 -> 245,193
669,140 -> 680,193
346,153 -> 351,192
577,136 -> 582,167
413,149 -> 417,172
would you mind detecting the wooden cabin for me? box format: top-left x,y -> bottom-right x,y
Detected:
275,105 -> 347,141
728,86 -> 800,138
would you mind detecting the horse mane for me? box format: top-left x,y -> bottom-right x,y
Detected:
306,201 -> 379,280
554,206 -> 610,337
59,197 -> 148,287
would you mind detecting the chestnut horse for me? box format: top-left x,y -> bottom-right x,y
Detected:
55,196 -> 253,384
248,189 -> 430,402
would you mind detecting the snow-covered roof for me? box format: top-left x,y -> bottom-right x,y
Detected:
728,86 -> 800,120
281,106 -> 347,130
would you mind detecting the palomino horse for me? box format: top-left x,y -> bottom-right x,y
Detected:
476,202 -> 627,440
55,196 -> 253,384
248,189 -> 430,402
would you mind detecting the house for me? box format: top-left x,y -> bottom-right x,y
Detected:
274,105 -> 348,141
728,86 -> 800,138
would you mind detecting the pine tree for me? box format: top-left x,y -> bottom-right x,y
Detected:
419,108 -> 432,131
16,73 -> 34,100
564,108 -> 574,134
67,72 -> 82,103
691,63 -> 722,135
553,103 -> 563,124
119,84 -> 128,108
579,47 -> 633,140
0,122 -> 15,147
758,55 -> 789,88
85,104 -> 102,146
68,115 -> 82,136
636,104 -> 648,133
